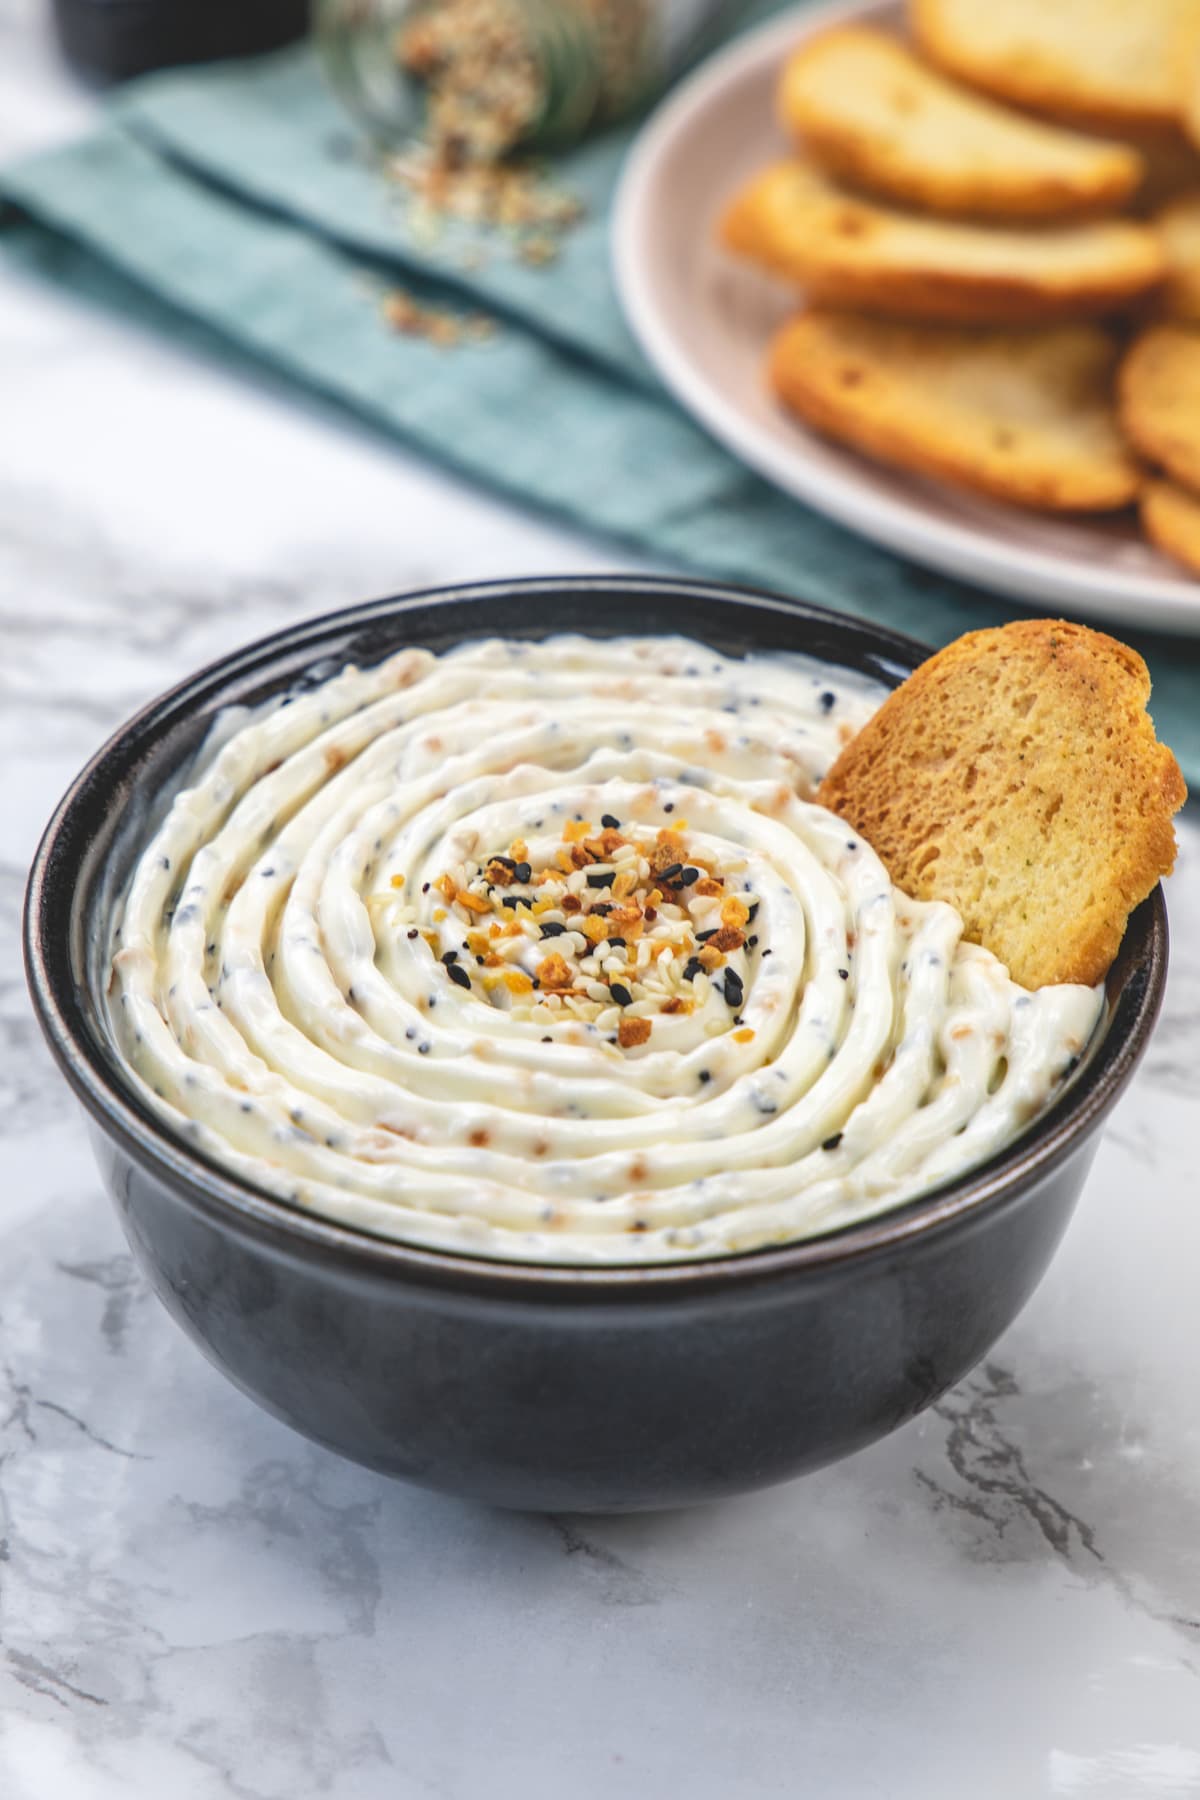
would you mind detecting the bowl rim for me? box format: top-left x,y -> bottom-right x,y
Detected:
23,573 -> 1169,1301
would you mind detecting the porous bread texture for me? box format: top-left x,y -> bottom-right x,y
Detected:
1141,475 -> 1200,572
778,27 -> 1143,220
1119,322 -> 1200,489
911,0 -> 1198,131
719,161 -> 1165,325
817,620 -> 1186,989
1155,192 -> 1200,320
769,311 -> 1139,511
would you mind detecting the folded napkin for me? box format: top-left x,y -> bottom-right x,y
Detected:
2,7 -> 1198,788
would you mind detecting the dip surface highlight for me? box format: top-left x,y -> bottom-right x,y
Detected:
107,634 -> 1102,1264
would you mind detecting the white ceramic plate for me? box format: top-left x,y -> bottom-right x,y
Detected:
612,0 -> 1200,635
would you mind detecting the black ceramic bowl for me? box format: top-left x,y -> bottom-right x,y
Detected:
24,577 -> 1168,1511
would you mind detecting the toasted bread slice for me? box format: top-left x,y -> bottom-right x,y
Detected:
1141,475 -> 1200,572
1155,192 -> 1200,320
817,620 -> 1185,989
719,161 -> 1165,324
911,0 -> 1197,131
1119,323 -> 1200,488
778,28 -> 1143,220
769,311 -> 1140,512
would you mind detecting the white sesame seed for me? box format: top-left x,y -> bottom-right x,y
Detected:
586,981 -> 609,1003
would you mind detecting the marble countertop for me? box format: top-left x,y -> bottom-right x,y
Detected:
2,9 -> 1199,1796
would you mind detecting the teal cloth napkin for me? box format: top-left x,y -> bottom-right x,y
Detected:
2,21 -> 1198,787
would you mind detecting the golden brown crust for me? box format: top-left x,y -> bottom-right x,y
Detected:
816,619 -> 1186,989
778,27 -> 1143,220
768,310 -> 1140,512
911,0 -> 1197,131
1141,475 -> 1200,572
1119,323 -> 1200,489
719,161 -> 1165,325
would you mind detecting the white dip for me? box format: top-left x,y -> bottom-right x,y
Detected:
107,634 -> 1103,1263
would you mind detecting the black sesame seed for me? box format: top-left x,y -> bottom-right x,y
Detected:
609,982 -> 633,1006
683,958 -> 703,982
838,968 -> 849,980
696,928 -> 717,942
446,963 -> 471,990
513,861 -> 532,884
540,921 -> 567,937
698,1070 -> 712,1084
820,691 -> 836,713
418,1042 -> 431,1054
822,1132 -> 843,1152
723,971 -> 744,1006
748,902 -> 760,923
502,896 -> 531,909
476,955 -> 485,965
607,936 -> 626,948
680,867 -> 700,885
542,1035 -> 553,1043
748,935 -> 759,949
586,871 -> 615,888
422,882 -> 430,893
659,862 -> 683,882
441,950 -> 458,964
590,903 -> 613,916
260,867 -> 276,878
490,855 -> 516,869
407,928 -> 419,940
762,949 -> 773,958
846,840 -> 858,852
664,802 -> 675,813
601,814 -> 621,830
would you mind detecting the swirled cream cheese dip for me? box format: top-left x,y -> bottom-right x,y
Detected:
107,634 -> 1104,1264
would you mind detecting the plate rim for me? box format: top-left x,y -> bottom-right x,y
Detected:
611,0 -> 1200,635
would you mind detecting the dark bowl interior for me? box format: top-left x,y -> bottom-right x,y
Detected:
23,577 -> 1169,1508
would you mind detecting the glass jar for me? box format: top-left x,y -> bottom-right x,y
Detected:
316,0 -> 742,162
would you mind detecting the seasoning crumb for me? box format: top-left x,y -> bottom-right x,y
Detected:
380,284 -> 497,349
618,1017 -> 652,1049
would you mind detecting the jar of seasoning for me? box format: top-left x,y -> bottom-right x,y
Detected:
316,0 -> 743,162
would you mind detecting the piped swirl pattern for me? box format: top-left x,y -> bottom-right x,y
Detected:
108,635 -> 1102,1263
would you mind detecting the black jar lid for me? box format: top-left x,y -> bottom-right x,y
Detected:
52,0 -> 310,84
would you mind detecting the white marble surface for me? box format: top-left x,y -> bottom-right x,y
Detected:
2,10 -> 1200,1796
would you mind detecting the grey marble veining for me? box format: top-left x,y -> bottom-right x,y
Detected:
2,17 -> 1200,1798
